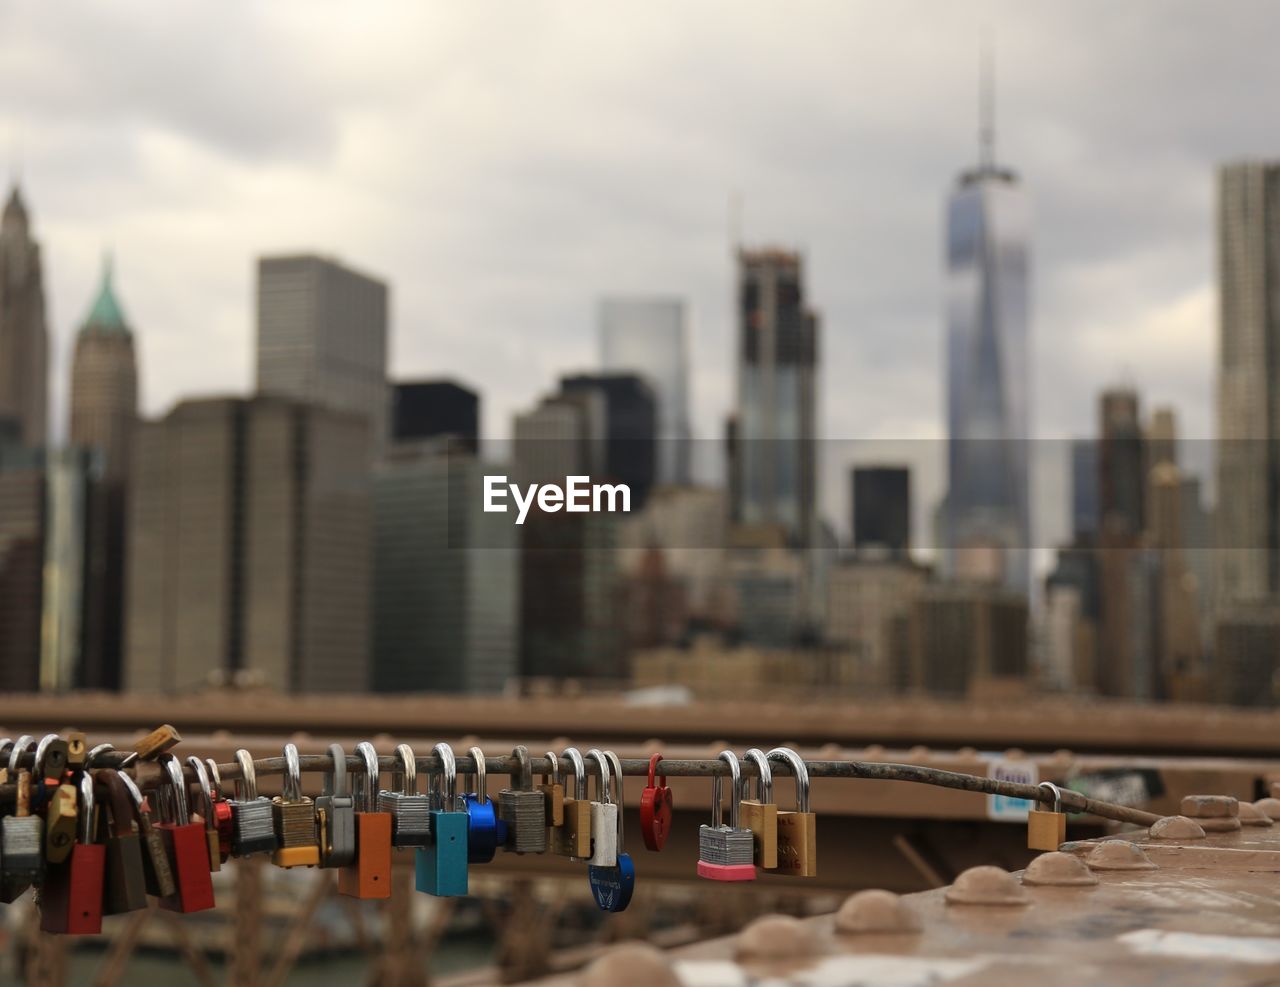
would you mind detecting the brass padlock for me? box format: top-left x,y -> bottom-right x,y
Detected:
740,748 -> 778,869
538,750 -> 565,828
1027,781 -> 1067,852
768,747 -> 816,877
551,747 -> 592,859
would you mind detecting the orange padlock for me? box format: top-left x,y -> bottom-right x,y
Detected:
338,742 -> 392,899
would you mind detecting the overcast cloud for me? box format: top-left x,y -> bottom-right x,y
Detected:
1,0 -> 1273,538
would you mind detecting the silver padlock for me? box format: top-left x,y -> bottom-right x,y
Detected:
585,748 -> 619,867
1,763 -> 43,902
229,749 -> 277,857
499,746 -> 548,854
378,743 -> 432,847
316,743 -> 357,868
697,750 -> 756,882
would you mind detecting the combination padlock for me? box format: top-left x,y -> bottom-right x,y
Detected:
1028,781 -> 1068,852
339,742 -> 392,900
696,750 -> 756,882
116,770 -> 176,898
155,753 -> 216,913
316,744 -> 357,869
186,756 -> 222,873
378,743 -> 432,848
416,743 -> 469,897
550,747 -> 592,860
740,747 -> 778,869
461,745 -> 506,864
584,749 -> 618,868
1,767 -> 43,902
538,750 -> 565,828
499,745 -> 548,854
229,749 -> 277,857
40,772 -> 106,935
272,743 -> 320,868
96,769 -> 148,915
587,750 -> 634,913
639,753 -> 673,851
767,747 -> 816,877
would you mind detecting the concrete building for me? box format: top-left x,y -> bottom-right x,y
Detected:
391,379 -> 478,453
125,396 -> 370,694
910,582 -> 1029,698
38,446 -> 95,692
825,557 -> 928,692
256,254 -> 388,452
731,247 -> 819,548
1099,387 -> 1145,538
372,445 -> 518,694
1214,604 -> 1280,706
599,296 -> 691,485
0,425 -> 43,691
851,466 -> 910,559
559,372 -> 657,509
0,185 -> 48,450
1217,161 -> 1280,604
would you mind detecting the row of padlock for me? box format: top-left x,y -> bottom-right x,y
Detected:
0,734 -> 819,933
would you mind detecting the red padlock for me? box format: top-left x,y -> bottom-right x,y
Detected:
204,758 -> 234,863
40,772 -> 106,935
155,754 -> 216,914
639,753 -> 673,851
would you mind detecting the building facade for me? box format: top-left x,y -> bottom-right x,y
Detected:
391,379 -> 479,452
851,466 -> 911,558
0,185 -> 48,450
0,427 -> 43,691
559,372 -> 657,509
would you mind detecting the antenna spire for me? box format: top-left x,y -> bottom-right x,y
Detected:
979,31 -> 995,171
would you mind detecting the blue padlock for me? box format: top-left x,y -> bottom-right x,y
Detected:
587,750 -> 635,912
415,743 -> 469,897
461,745 -> 507,863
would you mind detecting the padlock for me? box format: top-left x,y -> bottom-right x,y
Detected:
415,743 -> 469,897
186,757 -> 222,873
378,743 -> 432,848
155,753 -> 216,913
34,733 -> 71,789
96,769 -> 148,914
272,743 -> 320,868
316,744 -> 357,869
639,753 -> 673,852
116,770 -> 176,898
40,772 -> 105,935
584,749 -> 619,868
461,745 -> 506,864
0,736 -> 13,785
550,747 -> 593,860
204,758 -> 234,863
587,750 -> 635,912
66,732 -> 87,767
338,742 -> 392,900
767,747 -> 816,877
36,734 -> 77,865
538,750 -> 565,828
499,745 -> 548,854
697,750 -> 756,882
740,748 -> 778,869
1,769 -> 43,902
1028,781 -> 1068,852
229,749 -> 277,857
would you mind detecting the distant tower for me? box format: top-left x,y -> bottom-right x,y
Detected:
0,184 -> 49,448
68,255 -> 140,690
943,47 -> 1031,591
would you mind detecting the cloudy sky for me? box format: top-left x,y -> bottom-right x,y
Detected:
2,0 -> 1274,535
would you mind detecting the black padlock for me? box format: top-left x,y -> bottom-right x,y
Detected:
96,769 -> 148,914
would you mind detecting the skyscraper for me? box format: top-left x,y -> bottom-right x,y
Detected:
1098,387 -> 1144,537
256,254 -> 389,452
1217,161 -> 1280,603
0,424 -> 43,691
0,185 -> 48,449
599,297 -> 691,485
851,466 -> 910,558
125,396 -> 371,693
942,76 -> 1031,592
391,379 -> 479,452
69,256 -> 140,690
559,372 -> 657,509
732,247 -> 819,547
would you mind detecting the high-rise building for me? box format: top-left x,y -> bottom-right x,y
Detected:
910,582 -> 1029,698
39,446 -> 95,692
732,247 -> 819,547
0,425 -> 43,691
391,379 -> 479,452
373,446 -> 517,693
825,557 -> 928,691
599,297 -> 691,485
942,87 -> 1030,592
0,185 -> 48,449
1070,439 -> 1099,541
513,390 -> 605,485
1217,161 -> 1280,604
125,396 -> 370,694
851,466 -> 910,558
559,372 -> 657,509
69,256 -> 140,690
1098,387 -> 1144,537
256,254 -> 388,452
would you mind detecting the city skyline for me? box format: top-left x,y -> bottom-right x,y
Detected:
3,1 -> 1267,460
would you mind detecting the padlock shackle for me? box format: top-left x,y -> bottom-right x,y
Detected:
323,743 -> 350,799
647,753 -> 666,789
712,750 -> 742,829
355,742 -> 379,811
234,749 -> 259,801
561,747 -> 587,801
78,771 -> 96,846
35,733 -> 61,777
160,753 -> 189,823
282,743 -> 303,803
765,747 -> 809,813
587,749 -> 612,805
1038,781 -> 1064,814
431,743 -> 457,807
95,769 -> 138,839
744,748 -> 772,804
87,743 -> 116,768
605,750 -> 625,846
205,758 -> 223,796
511,745 -> 533,790
465,745 -> 486,803
187,756 -> 217,833
8,734 -> 32,776
392,743 -> 418,796
542,750 -> 561,787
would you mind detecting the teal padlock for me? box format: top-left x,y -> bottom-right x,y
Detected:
415,742 -> 469,897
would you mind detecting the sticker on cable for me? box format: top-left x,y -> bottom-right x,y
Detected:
983,755 -> 1038,821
